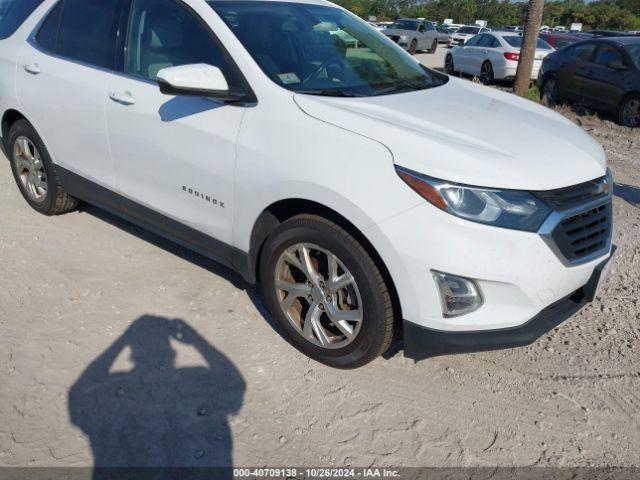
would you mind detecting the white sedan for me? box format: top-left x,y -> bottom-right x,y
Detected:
445,32 -> 555,84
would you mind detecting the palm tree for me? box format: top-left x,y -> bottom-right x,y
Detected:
514,0 -> 545,95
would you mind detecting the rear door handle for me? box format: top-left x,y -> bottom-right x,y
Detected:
23,62 -> 40,75
109,91 -> 136,106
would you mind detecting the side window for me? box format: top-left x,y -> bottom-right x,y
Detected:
35,0 -> 62,52
569,43 -> 596,62
56,0 -> 120,69
465,35 -> 481,47
418,23 -> 425,32
477,35 -> 495,47
126,0 -> 236,83
592,45 -> 625,69
424,22 -> 434,31
0,0 -> 45,39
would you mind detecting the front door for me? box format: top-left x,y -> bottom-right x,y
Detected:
105,0 -> 247,252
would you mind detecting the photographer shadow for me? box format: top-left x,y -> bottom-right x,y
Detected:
68,316 -> 245,480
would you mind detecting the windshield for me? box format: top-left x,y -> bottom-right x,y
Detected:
209,1 -> 447,97
388,19 -> 419,31
504,36 -> 553,49
458,26 -> 480,34
625,45 -> 640,69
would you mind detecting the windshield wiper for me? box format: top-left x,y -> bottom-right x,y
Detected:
374,78 -> 445,96
297,89 -> 364,98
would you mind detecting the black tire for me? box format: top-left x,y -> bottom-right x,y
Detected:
408,39 -> 418,55
259,215 -> 395,369
8,119 -> 78,215
541,74 -> 559,106
445,54 -> 455,74
618,93 -> 640,128
480,61 -> 494,85
428,39 -> 438,54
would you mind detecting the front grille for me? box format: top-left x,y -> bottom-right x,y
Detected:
534,176 -> 609,209
537,174 -> 613,264
387,35 -> 400,43
550,202 -> 612,262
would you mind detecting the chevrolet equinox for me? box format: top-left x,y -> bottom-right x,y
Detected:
0,0 -> 614,368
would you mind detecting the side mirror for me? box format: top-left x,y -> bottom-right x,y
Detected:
157,64 -> 245,102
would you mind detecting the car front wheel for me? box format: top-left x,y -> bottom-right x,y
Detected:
259,215 -> 395,369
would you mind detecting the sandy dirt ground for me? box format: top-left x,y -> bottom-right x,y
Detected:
1,64 -> 639,470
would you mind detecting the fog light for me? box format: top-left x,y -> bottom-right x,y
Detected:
431,271 -> 483,318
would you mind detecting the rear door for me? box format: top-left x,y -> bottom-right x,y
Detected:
16,0 -> 121,192
557,42 -> 597,101
454,34 -> 482,74
582,44 -> 630,113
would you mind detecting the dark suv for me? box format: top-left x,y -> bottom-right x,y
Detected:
539,37 -> 640,127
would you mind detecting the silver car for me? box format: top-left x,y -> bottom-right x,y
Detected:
383,18 -> 439,54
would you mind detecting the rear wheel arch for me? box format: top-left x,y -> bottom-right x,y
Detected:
2,109 -> 27,151
248,198 -> 402,327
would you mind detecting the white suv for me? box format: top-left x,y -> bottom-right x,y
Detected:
0,0 -> 613,368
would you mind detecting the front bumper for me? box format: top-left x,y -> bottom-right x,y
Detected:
403,253 -> 613,359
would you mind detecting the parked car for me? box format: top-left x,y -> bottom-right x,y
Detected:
628,31 -> 640,36
445,32 -> 554,84
540,32 -> 584,50
449,25 -> 490,46
383,18 -> 439,54
587,30 -> 630,38
1,0 -> 614,368
539,37 -> 640,127
435,26 -> 452,44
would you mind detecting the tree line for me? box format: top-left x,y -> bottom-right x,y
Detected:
334,0 -> 640,31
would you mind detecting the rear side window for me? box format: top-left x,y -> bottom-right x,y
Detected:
35,1 -> 62,52
35,0 -> 120,69
568,42 -> 596,62
592,45 -> 625,68
57,0 -> 120,69
0,0 -> 45,39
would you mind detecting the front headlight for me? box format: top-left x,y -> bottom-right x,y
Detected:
396,166 -> 552,232
400,35 -> 408,41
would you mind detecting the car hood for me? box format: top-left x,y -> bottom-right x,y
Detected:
293,77 -> 606,190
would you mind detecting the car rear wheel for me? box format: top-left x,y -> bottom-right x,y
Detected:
428,39 -> 438,54
8,120 -> 78,216
619,94 -> 640,128
445,54 -> 455,74
480,61 -> 494,85
541,74 -> 559,106
259,215 -> 395,369
408,39 -> 418,55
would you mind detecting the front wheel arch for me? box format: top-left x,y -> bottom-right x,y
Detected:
248,199 -> 402,327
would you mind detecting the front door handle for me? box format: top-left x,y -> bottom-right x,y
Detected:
109,91 -> 136,106
23,62 -> 40,75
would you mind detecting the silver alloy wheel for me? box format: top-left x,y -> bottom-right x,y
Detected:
621,98 -> 640,127
274,243 -> 363,349
13,136 -> 47,203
